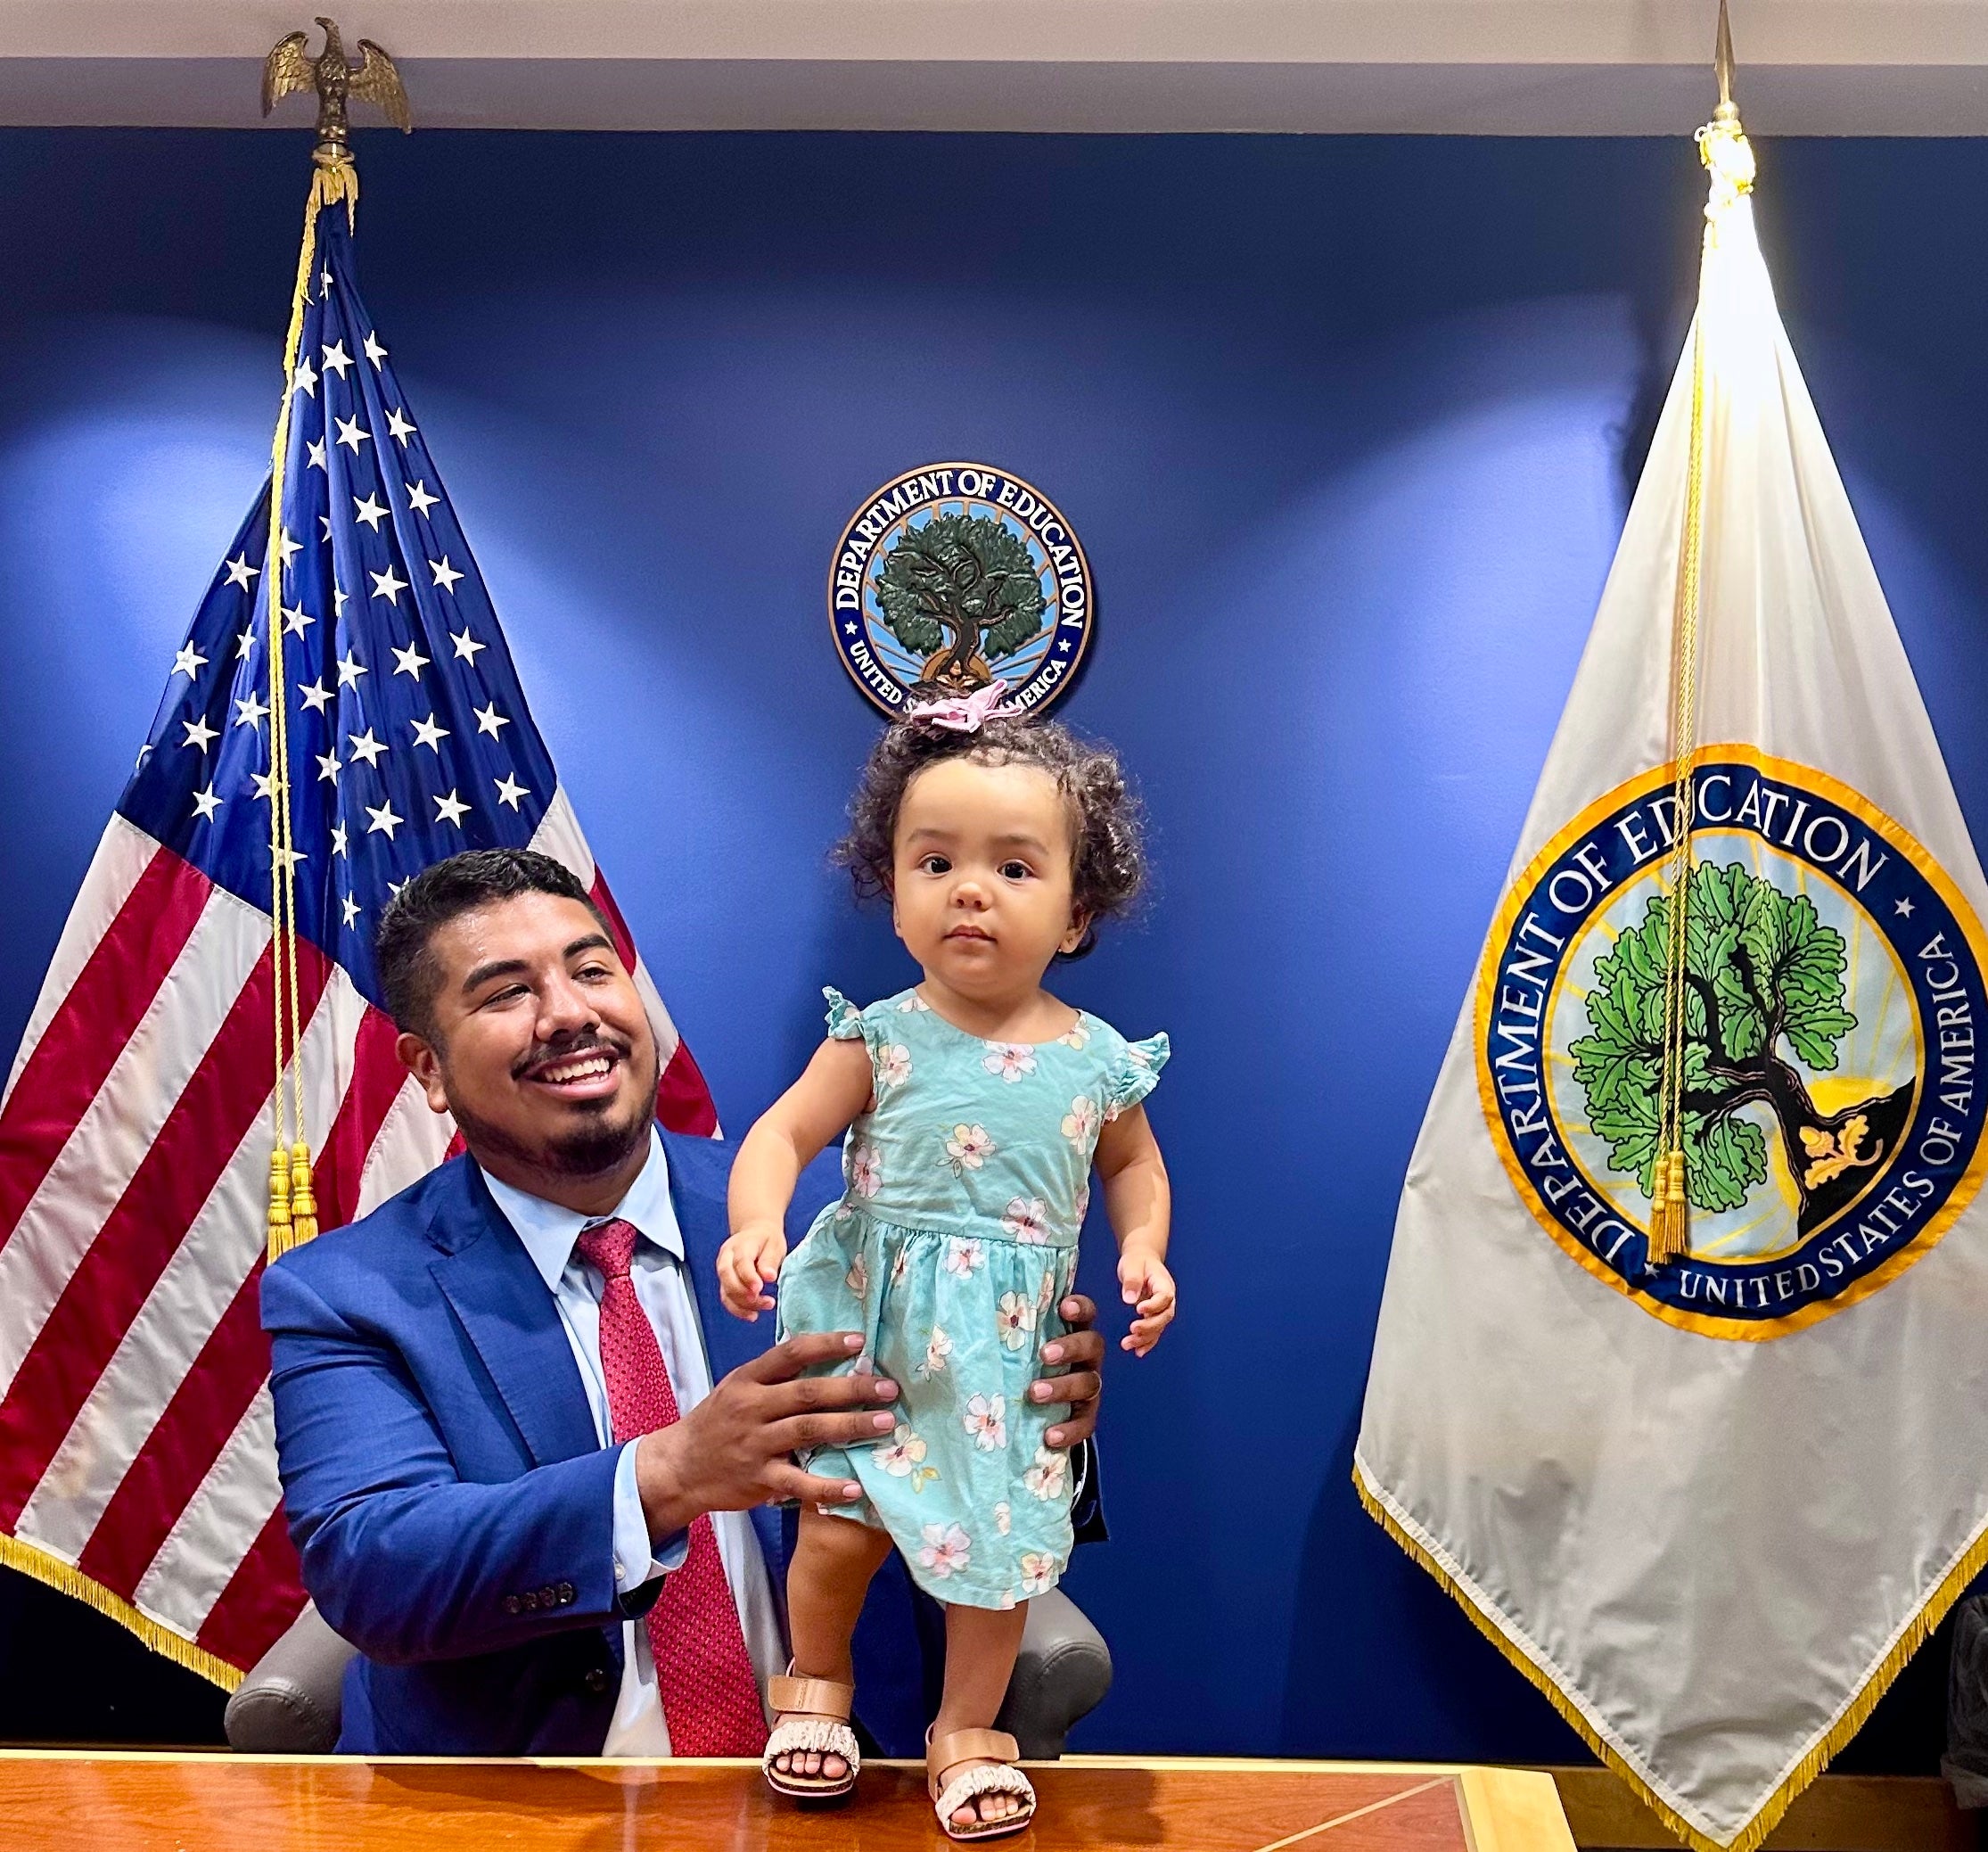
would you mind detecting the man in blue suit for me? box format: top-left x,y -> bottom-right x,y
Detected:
262,848 -> 1104,1759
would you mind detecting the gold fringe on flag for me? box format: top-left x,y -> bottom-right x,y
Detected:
0,1532 -> 244,1693
1356,1460 -> 1988,1852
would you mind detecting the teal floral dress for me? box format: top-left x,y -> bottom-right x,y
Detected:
776,986 -> 1168,1610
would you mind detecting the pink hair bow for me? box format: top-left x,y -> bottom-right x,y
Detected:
903,679 -> 1017,733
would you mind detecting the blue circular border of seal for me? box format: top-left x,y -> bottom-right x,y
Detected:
1475,745 -> 1988,1339
826,463 -> 1095,719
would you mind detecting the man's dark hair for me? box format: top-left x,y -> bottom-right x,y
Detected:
374,848 -> 607,1040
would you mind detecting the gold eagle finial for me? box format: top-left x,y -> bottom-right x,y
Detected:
263,17 -> 411,163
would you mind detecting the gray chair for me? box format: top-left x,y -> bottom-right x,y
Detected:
226,1587 -> 1112,1757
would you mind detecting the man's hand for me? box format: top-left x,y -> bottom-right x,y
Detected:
1028,1293 -> 1105,1450
634,1332 -> 894,1537
717,1220 -> 789,1320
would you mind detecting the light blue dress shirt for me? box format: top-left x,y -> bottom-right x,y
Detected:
481,1128 -> 783,1754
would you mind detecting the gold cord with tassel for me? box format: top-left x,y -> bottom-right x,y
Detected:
1647,72 -> 1754,1267
264,151 -> 359,1262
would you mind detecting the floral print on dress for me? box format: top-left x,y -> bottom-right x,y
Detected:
879,1423 -> 926,1477
964,1393 -> 1008,1451
996,1290 -> 1037,1351
919,1522 -> 972,1578
1061,1096 -> 1099,1151
915,1324 -> 953,1380
1023,1445 -> 1068,1502
983,1042 -> 1037,1083
848,1143 -> 883,1198
779,987 -> 1167,1609
944,1124 -> 998,1173
1001,1197 -> 1051,1244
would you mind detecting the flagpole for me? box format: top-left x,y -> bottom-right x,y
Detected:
259,21 -> 410,1260
1647,0 -> 1755,1265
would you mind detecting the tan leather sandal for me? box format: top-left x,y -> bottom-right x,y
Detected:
926,1725 -> 1037,1841
761,1668 -> 859,1800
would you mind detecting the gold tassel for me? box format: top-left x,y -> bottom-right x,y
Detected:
1647,1148 -> 1689,1265
288,1140 -> 318,1246
267,1144 -> 292,1262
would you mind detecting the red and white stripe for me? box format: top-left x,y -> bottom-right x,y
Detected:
0,792 -> 717,1679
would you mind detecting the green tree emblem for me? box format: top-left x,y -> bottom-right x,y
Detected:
876,512 -> 1048,698
1567,860 -> 1913,1235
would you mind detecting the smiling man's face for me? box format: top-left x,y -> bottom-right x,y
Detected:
397,890 -> 659,1198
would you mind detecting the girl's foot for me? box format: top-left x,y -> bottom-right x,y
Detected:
926,1726 -> 1037,1840
761,1670 -> 859,1801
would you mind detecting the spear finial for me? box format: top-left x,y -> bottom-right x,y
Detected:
1713,0 -> 1738,123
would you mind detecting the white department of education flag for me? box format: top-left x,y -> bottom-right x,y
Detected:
1354,102 -> 1988,1852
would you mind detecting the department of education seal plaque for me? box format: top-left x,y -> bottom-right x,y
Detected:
827,464 -> 1094,718
1477,747 -> 1988,1338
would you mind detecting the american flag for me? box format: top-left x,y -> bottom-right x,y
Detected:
0,186 -> 717,1683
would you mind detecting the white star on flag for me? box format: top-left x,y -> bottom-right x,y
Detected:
315,749 -> 341,785
292,358 -> 318,398
172,644 -> 208,679
181,716 -> 218,753
473,701 -> 509,739
364,330 -> 387,367
430,556 -> 464,593
365,799 -> 403,840
410,713 -> 449,753
494,773 -> 529,810
223,554 -> 260,590
335,650 -> 367,688
352,493 -> 389,531
234,692 -> 270,730
297,679 -> 333,714
386,407 -> 416,443
335,415 -> 370,453
405,481 -> 439,515
390,641 -> 430,679
320,340 -> 353,379
347,728 -> 387,768
371,565 -> 407,605
450,627 -> 485,664
189,784 -> 222,821
433,789 -> 471,827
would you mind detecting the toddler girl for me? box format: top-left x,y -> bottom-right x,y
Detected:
719,692 -> 1173,1840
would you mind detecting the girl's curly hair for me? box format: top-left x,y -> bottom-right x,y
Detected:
833,712 -> 1146,959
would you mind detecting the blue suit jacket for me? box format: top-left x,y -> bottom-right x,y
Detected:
262,1130 -> 1099,1757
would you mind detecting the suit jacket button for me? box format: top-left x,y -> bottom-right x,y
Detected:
538,1584 -> 558,1609
558,1582 -> 576,1605
584,1667 -> 611,1695
521,1590 -> 538,1611
503,1595 -> 521,1615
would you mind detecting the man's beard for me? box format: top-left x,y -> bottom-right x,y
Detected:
447,1060 -> 660,1180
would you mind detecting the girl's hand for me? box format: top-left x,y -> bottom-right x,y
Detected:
1117,1249 -> 1176,1354
719,1222 -> 789,1321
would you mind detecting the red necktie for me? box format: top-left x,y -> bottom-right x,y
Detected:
575,1217 -> 768,1757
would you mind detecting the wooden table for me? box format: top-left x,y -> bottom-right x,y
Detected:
0,1751 -> 1576,1851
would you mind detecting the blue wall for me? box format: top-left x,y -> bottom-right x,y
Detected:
4,128 -> 1987,1763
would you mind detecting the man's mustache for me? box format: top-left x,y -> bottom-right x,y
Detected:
511,1030 -> 632,1081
